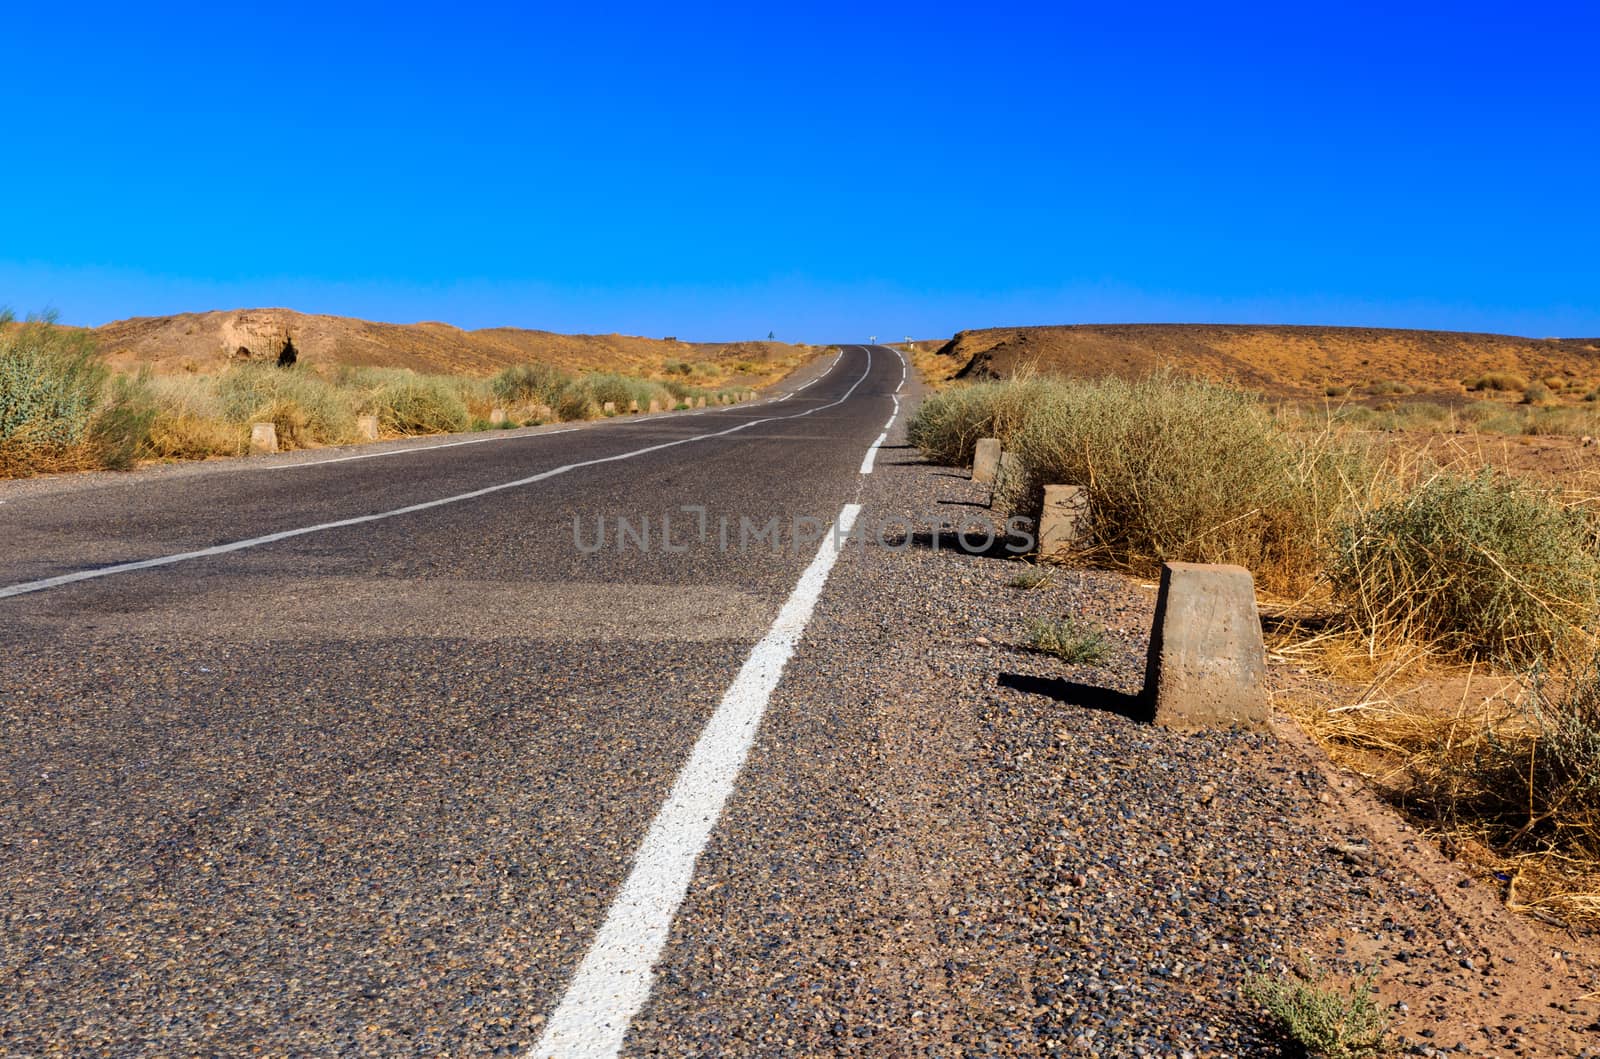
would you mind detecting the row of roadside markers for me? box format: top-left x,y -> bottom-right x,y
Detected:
246,389 -> 764,456
970,436 -> 1269,732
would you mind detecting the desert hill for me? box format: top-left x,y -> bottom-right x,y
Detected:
929,324 -> 1600,396
89,308 -> 809,379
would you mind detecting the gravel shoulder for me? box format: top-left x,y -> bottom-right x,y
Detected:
625,440 -> 1600,1057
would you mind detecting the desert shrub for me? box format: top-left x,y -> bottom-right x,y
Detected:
662,358 -> 692,376
0,311 -> 108,473
492,362 -> 573,406
1323,383 -> 1352,397
145,411 -> 241,459
579,372 -> 669,413
1384,401 -> 1453,430
1330,472 -> 1599,665
371,374 -> 469,435
904,376 -> 1057,466
1469,371 -> 1528,392
1522,381 -> 1555,405
1244,964 -> 1388,1059
1026,618 -> 1109,664
1519,407 -> 1600,437
661,377 -> 699,400
996,373 -> 1372,592
217,363 -> 357,447
555,385 -> 599,421
1008,566 -> 1053,589
1457,401 -> 1528,435
131,375 -> 240,459
1366,379 -> 1411,395
1329,405 -> 1379,429
88,375 -> 160,470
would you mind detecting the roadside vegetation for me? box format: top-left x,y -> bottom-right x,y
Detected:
909,371 -> 1383,595
1025,617 -> 1110,665
1244,964 -> 1390,1059
909,368 -> 1600,925
0,313 -> 757,478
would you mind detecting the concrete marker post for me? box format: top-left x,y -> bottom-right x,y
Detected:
603,401 -> 617,415
490,408 -> 507,426
648,399 -> 662,414
250,422 -> 279,455
989,451 -> 1021,513
1039,485 -> 1090,558
696,396 -> 706,408
630,399 -> 639,413
355,415 -> 379,442
1143,562 -> 1268,730
972,438 -> 1001,484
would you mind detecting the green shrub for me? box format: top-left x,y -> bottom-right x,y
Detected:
492,362 -> 573,406
372,374 -> 469,435
217,364 -> 357,447
1025,618 -> 1109,664
0,310 -> 106,455
1331,472 -> 1599,664
580,372 -> 668,413
1008,566 -> 1053,589
1244,965 -> 1389,1059
661,377 -> 697,400
89,374 -> 160,470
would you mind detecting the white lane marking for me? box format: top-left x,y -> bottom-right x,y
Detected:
859,432 -> 888,475
792,375 -> 820,392
262,428 -> 580,471
528,502 -> 863,1059
0,352 -> 875,601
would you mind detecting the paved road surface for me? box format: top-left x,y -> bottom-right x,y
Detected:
0,345 -> 907,1056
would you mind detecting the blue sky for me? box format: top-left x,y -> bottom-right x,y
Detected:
3,2 -> 1597,341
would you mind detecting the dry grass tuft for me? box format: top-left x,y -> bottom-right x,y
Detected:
1330,472 -> 1599,667
1287,657 -> 1600,927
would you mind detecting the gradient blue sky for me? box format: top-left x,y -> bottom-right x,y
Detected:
4,2 -> 1597,341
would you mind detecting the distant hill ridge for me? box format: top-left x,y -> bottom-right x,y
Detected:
934,324 -> 1600,395
89,308 -> 805,377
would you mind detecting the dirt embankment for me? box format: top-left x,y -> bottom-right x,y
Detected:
89,308 -> 812,380
929,324 -> 1600,397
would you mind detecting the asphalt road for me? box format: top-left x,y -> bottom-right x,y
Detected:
0,345 -> 907,1057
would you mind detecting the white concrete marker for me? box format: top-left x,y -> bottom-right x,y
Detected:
0,352 -> 874,601
528,503 -> 863,1059
859,432 -> 888,474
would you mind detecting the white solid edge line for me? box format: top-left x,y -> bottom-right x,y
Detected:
262,428 -> 580,471
859,432 -> 888,475
0,352 -> 874,601
526,502 -> 863,1059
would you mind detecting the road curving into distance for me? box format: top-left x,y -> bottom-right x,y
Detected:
0,346 -> 907,1056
